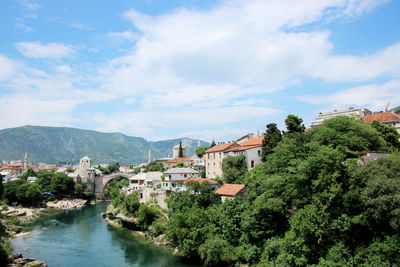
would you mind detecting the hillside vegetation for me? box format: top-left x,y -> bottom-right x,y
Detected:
0,125 -> 208,165
161,116 -> 400,266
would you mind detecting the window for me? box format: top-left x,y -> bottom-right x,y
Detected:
251,160 -> 254,168
258,150 -> 261,156
184,174 -> 187,178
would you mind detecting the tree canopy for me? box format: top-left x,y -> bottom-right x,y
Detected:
222,155 -> 247,184
261,123 -> 282,161
163,115 -> 400,266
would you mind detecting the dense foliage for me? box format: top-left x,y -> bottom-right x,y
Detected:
144,161 -> 165,172
2,171 -> 87,206
261,123 -> 282,161
222,155 -> 247,184
196,146 -> 211,157
163,116 -> 400,265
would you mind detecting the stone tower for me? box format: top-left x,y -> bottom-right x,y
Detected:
24,152 -> 28,170
77,156 -> 91,179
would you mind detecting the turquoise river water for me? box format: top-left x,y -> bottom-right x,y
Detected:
12,202 -> 201,267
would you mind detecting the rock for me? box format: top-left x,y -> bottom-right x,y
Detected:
24,260 -> 47,267
9,253 -> 23,261
10,257 -> 47,267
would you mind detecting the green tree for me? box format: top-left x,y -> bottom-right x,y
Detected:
285,114 -> 305,133
311,116 -> 386,152
146,161 -> 164,172
178,142 -> 184,157
196,146 -> 210,157
210,139 -> 216,147
199,235 -> 236,265
371,120 -> 400,151
3,179 -> 26,204
222,155 -> 247,184
124,192 -> 140,215
108,162 -> 120,173
21,168 -> 37,180
49,173 -> 74,197
261,123 -> 282,161
22,183 -> 42,205
137,204 -> 161,230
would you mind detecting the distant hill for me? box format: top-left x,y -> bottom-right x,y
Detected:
0,125 -> 209,165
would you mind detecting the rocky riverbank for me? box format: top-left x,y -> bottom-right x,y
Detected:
46,198 -> 87,209
103,204 -> 171,249
6,253 -> 47,267
1,198 -> 90,266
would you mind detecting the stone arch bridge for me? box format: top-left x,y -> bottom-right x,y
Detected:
92,173 -> 134,196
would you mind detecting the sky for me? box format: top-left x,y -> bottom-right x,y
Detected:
0,0 -> 399,142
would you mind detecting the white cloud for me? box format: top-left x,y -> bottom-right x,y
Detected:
19,0 -> 41,11
0,0 -> 397,141
15,42 -> 75,59
108,30 -> 139,42
0,55 -> 18,81
55,65 -> 72,74
297,79 -> 400,111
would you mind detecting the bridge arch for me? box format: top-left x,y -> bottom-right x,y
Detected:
94,173 -> 134,195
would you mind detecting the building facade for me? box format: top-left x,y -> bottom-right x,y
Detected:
205,142 -> 241,178
311,107 -> 372,127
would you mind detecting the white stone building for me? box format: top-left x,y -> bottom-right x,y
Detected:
311,107 -> 372,127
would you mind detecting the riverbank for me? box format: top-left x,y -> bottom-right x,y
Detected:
103,203 -> 172,250
1,198 -> 93,266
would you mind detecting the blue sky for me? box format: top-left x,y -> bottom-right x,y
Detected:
0,0 -> 399,142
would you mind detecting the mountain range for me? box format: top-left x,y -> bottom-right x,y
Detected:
0,125 -> 209,165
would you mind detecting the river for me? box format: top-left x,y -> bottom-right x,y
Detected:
12,202 -> 201,267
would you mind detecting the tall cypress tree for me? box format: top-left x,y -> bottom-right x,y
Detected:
178,142 -> 184,157
261,123 -> 282,162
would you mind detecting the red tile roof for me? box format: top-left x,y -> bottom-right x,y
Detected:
242,136 -> 263,147
183,178 -> 218,185
363,112 -> 400,124
216,184 -> 245,196
227,145 -> 260,152
166,157 -> 192,163
206,142 -> 240,153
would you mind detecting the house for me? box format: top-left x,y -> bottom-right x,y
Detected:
119,166 -> 134,174
27,176 -> 38,183
357,152 -> 392,165
236,133 -> 254,145
0,171 -> 11,183
311,107 -> 372,127
129,172 -> 163,191
161,168 -> 200,194
363,111 -> 400,134
216,184 -> 246,202
205,142 -> 241,178
164,167 -> 199,180
225,136 -> 263,169
164,157 -> 193,169
183,178 -> 220,190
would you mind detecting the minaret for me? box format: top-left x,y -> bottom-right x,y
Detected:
198,139 -> 200,147
148,149 -> 151,163
257,129 -> 260,137
24,152 -> 28,170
